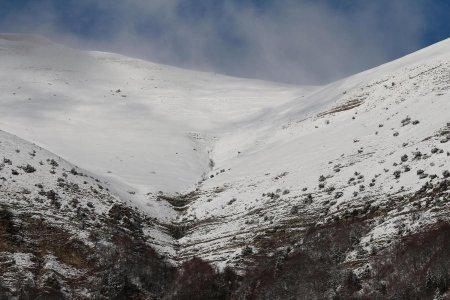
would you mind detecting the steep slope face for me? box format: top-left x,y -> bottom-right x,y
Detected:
0,130 -> 178,298
174,39 -> 450,269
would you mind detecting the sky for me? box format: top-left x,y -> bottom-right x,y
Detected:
0,0 -> 449,85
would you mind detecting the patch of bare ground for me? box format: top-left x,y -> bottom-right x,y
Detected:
158,190 -> 202,211
317,99 -> 363,117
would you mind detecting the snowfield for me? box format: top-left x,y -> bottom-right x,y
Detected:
0,33 -> 309,196
1,33 -> 450,273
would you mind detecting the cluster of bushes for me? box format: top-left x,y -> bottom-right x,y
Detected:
3,217 -> 450,299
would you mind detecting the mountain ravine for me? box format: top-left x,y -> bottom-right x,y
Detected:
1,34 -> 450,299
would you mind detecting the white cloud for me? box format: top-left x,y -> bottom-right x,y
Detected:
0,0 -> 427,84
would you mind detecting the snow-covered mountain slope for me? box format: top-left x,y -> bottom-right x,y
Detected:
0,33 -> 310,198
1,32 -> 450,283
173,38 -> 450,267
0,129 -> 179,298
